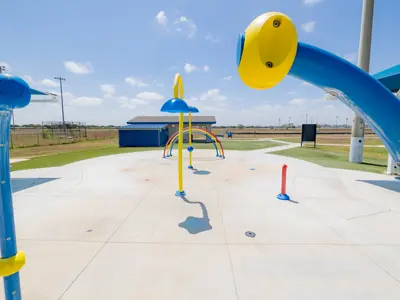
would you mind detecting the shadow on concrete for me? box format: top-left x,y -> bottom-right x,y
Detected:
362,162 -> 387,167
358,180 -> 400,193
178,196 -> 212,234
11,178 -> 59,193
193,169 -> 211,175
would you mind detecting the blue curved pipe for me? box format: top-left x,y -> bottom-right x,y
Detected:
169,132 -> 219,157
0,75 -> 30,300
289,42 -> 400,163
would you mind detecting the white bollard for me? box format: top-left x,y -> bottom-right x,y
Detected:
386,155 -> 397,175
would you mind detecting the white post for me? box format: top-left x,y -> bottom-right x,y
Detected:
349,0 -> 374,163
386,156 -> 397,175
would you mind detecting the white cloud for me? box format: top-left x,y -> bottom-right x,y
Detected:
117,96 -> 129,101
205,34 -> 220,43
289,98 -> 308,106
189,88 -> 228,112
175,16 -> 197,38
184,63 -> 198,73
304,0 -> 324,5
241,103 -> 282,115
152,80 -> 165,87
223,76 -> 232,81
301,21 -> 316,33
136,91 -> 164,101
155,11 -> 168,26
125,77 -> 149,87
69,96 -> 103,107
121,103 -> 137,110
324,104 -> 335,110
63,92 -> 75,99
40,79 -> 57,87
64,61 -> 93,74
100,84 -> 115,97
199,88 -> 227,102
183,63 -> 209,73
22,75 -> 35,85
131,98 -> 149,105
344,52 -> 358,63
157,12 -> 196,38
312,97 -> 325,104
118,96 -> 148,109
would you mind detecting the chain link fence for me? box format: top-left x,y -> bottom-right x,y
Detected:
10,129 -> 117,148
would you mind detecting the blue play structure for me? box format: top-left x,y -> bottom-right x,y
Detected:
0,74 -> 31,300
237,12 -> 400,164
167,131 -> 221,157
290,43 -> 400,163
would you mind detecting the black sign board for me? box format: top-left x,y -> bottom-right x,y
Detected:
301,124 -> 317,147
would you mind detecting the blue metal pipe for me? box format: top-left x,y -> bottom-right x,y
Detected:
289,42 -> 400,163
0,109 -> 22,300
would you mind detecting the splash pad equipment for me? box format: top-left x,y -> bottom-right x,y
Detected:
0,75 -> 31,300
237,12 -> 400,164
160,74 -> 191,196
163,127 -> 225,159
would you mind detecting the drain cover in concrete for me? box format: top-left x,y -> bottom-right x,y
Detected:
245,231 -> 256,238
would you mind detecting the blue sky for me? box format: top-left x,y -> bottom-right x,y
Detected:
2,0 -> 400,126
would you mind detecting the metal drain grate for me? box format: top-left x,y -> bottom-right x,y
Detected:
245,231 -> 256,238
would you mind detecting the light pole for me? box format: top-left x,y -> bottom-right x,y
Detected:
278,117 -> 281,127
346,117 -> 348,128
350,0 -> 374,163
54,77 -> 66,134
289,116 -> 291,124
310,116 -> 313,124
306,113 -> 308,124
336,116 -> 339,128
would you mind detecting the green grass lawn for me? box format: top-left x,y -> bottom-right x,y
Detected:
272,145 -> 388,174
11,139 -> 282,171
272,136 -> 383,146
197,140 -> 281,151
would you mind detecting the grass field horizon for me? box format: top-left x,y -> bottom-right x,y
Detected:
11,139 -> 282,171
273,145 -> 389,174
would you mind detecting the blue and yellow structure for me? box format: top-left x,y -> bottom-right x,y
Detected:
187,106 -> 199,169
237,12 -> 400,164
160,73 -> 191,196
0,74 -> 31,300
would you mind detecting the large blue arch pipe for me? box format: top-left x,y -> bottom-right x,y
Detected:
289,42 -> 400,163
169,131 -> 219,157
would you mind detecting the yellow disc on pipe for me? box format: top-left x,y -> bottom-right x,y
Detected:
237,12 -> 298,90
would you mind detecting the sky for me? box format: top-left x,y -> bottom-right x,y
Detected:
2,0 -> 400,126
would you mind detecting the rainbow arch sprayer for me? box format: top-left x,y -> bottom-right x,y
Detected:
237,12 -> 400,164
163,127 -> 225,159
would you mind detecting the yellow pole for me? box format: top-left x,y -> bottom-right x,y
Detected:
189,112 -> 193,168
178,112 -> 184,193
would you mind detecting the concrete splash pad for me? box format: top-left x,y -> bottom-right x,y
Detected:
2,149 -> 400,299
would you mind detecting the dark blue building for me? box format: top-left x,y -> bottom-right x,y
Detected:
118,115 -> 216,147
118,124 -> 168,147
